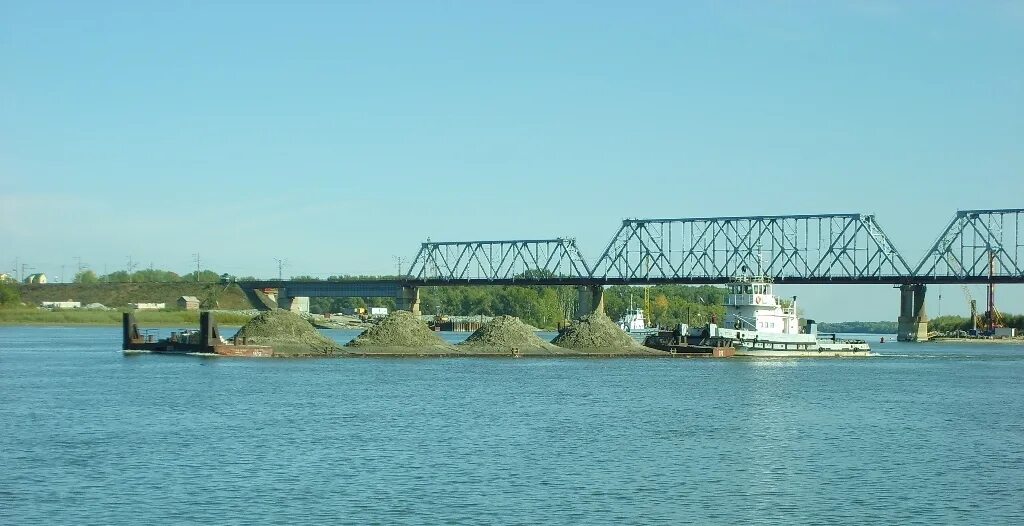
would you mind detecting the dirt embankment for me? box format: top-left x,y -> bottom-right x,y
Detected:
458,315 -> 563,355
233,309 -> 343,356
551,313 -> 666,355
18,282 -> 253,310
345,311 -> 457,355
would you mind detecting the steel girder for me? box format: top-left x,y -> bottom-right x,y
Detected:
913,209 -> 1024,282
406,238 -> 591,282
590,213 -> 913,282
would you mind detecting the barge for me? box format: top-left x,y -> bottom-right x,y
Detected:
122,311 -> 273,357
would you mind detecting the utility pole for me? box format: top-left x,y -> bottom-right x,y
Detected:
275,258 -> 284,281
61,265 -> 65,283
394,255 -> 404,278
193,253 -> 201,282
126,256 -> 137,283
75,256 -> 83,273
21,264 -> 31,283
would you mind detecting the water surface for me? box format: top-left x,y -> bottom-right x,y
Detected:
2,326 -> 1022,524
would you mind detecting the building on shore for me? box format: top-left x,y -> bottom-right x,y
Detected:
24,273 -> 47,284
41,300 -> 81,309
129,302 -> 166,310
178,296 -> 201,310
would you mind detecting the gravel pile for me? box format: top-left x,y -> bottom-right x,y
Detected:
346,310 -> 453,351
459,315 -> 558,353
551,313 -> 643,350
232,309 -> 342,356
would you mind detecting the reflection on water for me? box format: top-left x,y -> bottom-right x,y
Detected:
1,326 -> 1022,524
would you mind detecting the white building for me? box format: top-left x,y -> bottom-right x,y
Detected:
41,301 -> 81,309
129,302 -> 166,310
24,273 -> 47,284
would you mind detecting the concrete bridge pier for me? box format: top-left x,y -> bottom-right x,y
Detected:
276,289 -> 310,314
575,285 -> 605,318
396,286 -> 421,316
897,284 -> 929,342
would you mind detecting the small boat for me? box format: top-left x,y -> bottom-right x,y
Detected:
651,276 -> 871,357
618,295 -> 660,343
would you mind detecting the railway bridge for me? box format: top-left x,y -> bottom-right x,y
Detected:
239,208 -> 1024,341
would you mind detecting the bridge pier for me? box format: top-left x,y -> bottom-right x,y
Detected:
575,285 -> 604,318
897,284 -> 929,342
276,289 -> 310,314
396,286 -> 421,316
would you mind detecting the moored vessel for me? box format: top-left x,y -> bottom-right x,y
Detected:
617,296 -> 660,343
122,311 -> 274,357
647,276 -> 871,357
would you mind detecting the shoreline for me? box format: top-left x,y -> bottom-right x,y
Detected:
926,337 -> 1024,345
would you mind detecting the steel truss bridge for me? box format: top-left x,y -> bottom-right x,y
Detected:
239,209 -> 1023,295
402,209 -> 1023,286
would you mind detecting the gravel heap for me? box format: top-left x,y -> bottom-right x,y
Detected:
346,310 -> 453,350
232,309 -> 342,356
551,313 -> 642,350
459,315 -> 558,353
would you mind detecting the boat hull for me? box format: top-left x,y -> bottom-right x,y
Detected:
734,343 -> 872,357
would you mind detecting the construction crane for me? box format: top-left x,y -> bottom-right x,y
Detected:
985,252 -> 1003,333
960,286 -> 981,334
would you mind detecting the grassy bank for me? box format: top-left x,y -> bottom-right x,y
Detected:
0,308 -> 255,327
16,282 -> 254,310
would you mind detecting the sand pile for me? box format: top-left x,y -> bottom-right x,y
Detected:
459,315 -> 560,354
346,310 -> 455,352
233,309 -> 342,356
551,313 -> 644,351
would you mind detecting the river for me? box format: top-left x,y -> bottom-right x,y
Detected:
1,326 -> 1022,524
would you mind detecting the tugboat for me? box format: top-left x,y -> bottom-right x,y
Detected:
646,276 -> 871,357
617,293 -> 660,343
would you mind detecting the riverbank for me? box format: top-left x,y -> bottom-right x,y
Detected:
928,337 -> 1024,345
0,308 -> 255,327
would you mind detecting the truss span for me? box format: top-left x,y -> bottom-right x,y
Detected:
406,238 -> 591,283
914,209 -> 1024,282
590,214 -> 913,283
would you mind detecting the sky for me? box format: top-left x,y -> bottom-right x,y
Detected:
2,1 -> 1022,321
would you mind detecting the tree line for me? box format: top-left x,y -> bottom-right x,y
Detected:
71,269 -> 233,284
309,283 -> 729,330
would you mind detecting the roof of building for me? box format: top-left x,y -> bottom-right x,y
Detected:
179,296 -> 200,302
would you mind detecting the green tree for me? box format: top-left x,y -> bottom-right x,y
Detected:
181,270 -> 221,283
0,282 -> 20,307
73,270 -> 99,284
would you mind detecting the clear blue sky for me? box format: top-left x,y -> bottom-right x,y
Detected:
2,1 -> 1021,320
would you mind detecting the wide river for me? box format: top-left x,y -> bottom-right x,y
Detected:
2,326 -> 1022,524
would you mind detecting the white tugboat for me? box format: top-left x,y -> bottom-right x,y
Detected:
617,295 -> 660,343
656,276 -> 871,357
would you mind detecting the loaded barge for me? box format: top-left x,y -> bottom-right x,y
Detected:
122,311 -> 273,357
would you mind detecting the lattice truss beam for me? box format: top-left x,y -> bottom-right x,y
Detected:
406,238 -> 591,281
591,214 -> 913,281
914,209 -> 1024,279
